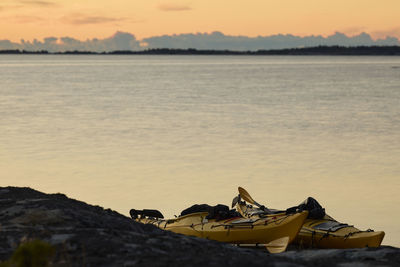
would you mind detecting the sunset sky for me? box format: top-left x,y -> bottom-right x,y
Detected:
1,0 -> 400,42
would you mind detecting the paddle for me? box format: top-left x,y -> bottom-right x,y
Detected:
238,186 -> 270,212
265,236 -> 290,254
236,236 -> 290,253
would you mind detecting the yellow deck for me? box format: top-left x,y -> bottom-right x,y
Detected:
294,217 -> 385,249
136,211 -> 308,245
235,201 -> 385,249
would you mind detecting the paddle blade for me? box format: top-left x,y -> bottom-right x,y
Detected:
238,186 -> 256,205
238,186 -> 270,212
231,195 -> 240,208
265,236 -> 290,254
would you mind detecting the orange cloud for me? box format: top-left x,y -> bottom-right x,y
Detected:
0,13 -> 50,23
158,3 -> 191,11
61,13 -> 125,25
371,28 -> 400,40
12,15 -> 46,23
17,0 -> 58,7
0,0 -> 57,12
0,3 -> 22,11
339,26 -> 367,37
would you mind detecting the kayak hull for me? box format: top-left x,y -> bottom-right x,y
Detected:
200,211 -> 308,244
294,218 -> 385,249
234,195 -> 385,249
135,211 -> 308,245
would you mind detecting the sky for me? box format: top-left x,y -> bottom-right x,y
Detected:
1,0 -> 400,42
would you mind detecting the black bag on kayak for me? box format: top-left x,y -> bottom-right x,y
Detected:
286,197 -> 325,219
180,204 -> 239,220
180,204 -> 212,216
207,204 -> 230,220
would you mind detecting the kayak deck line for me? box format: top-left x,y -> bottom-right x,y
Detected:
131,207 -> 308,251
235,186 -> 385,249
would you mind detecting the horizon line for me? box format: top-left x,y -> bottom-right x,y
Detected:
2,30 -> 399,43
2,31 -> 399,53
1,46 -> 400,56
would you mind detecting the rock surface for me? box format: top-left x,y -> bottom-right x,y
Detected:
0,186 -> 399,266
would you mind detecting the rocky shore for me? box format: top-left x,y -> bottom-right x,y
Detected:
0,187 -> 399,266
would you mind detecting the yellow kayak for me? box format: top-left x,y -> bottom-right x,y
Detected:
130,205 -> 308,249
235,187 -> 385,249
294,215 -> 385,249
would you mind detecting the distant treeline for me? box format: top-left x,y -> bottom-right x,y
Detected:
1,46 -> 400,55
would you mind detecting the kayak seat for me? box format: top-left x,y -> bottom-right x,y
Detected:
249,209 -> 286,216
313,221 -> 351,232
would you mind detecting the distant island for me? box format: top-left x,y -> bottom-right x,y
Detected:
1,46 -> 400,55
2,31 -> 400,53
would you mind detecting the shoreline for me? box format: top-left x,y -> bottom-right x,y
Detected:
1,46 -> 400,56
0,186 -> 399,266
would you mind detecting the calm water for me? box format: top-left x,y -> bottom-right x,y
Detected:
1,55 -> 399,246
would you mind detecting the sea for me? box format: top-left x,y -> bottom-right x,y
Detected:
1,55 -> 399,246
